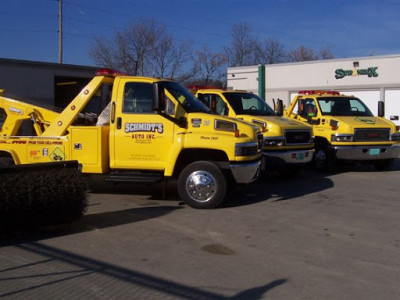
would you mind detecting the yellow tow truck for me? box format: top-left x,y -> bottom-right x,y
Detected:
285,90 -> 400,171
194,89 -> 314,173
0,69 -> 263,209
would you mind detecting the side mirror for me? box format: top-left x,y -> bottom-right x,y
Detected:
276,99 -> 284,116
152,82 -> 165,111
378,101 -> 385,117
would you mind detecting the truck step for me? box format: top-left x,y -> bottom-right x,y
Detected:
106,170 -> 164,183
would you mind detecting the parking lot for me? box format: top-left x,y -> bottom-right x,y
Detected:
1,161 -> 400,299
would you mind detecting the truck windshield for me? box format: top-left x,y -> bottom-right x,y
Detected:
163,81 -> 210,113
317,97 -> 373,117
223,92 -> 276,116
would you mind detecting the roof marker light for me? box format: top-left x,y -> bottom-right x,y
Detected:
299,90 -> 340,96
95,68 -> 129,77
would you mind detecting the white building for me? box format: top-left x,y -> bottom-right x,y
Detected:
227,54 -> 400,126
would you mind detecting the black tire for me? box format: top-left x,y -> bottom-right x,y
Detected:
373,159 -> 394,171
313,147 -> 336,172
0,157 -> 14,167
177,161 -> 227,209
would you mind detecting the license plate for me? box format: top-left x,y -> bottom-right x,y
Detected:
296,153 -> 305,160
369,148 -> 380,156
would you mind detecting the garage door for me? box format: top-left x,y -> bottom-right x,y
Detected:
384,90 -> 400,126
339,90 -> 380,116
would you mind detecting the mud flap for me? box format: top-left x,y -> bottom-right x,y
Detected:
0,161 -> 87,232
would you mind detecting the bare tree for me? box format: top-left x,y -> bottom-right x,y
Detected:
286,45 -> 335,62
151,35 -> 191,79
193,46 -> 227,85
255,37 -> 286,64
89,37 -> 115,68
286,46 -> 317,62
225,23 -> 258,67
319,46 -> 335,60
89,19 -> 192,79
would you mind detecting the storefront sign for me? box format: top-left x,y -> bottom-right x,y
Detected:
335,67 -> 378,79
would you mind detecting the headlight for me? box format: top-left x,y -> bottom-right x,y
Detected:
235,142 -> 258,156
391,132 -> 400,141
331,134 -> 354,142
264,137 -> 285,147
252,120 -> 267,132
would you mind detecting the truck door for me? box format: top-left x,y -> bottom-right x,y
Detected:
111,80 -> 175,170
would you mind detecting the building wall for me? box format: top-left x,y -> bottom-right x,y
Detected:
227,54 -> 400,125
0,58 -> 97,107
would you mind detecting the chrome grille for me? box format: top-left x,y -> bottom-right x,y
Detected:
354,128 -> 390,142
285,130 -> 312,145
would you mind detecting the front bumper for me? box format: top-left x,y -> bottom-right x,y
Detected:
263,149 -> 314,165
333,144 -> 400,160
229,160 -> 261,184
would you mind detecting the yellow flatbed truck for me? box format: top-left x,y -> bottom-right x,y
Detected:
285,90 -> 400,171
0,69 -> 263,209
195,89 -> 314,173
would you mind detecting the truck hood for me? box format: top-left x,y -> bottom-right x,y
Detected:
331,116 -> 396,131
237,115 -> 312,135
187,113 -> 260,142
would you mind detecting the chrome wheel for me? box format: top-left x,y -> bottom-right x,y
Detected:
185,170 -> 217,202
178,161 -> 227,209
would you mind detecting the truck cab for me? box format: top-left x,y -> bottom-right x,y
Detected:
285,90 -> 400,171
0,70 -> 263,209
195,89 -> 314,173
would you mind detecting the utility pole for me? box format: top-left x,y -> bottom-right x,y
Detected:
58,0 -> 63,64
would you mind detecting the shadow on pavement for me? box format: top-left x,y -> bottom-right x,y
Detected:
340,157 -> 400,173
0,241 -> 288,299
0,205 -> 181,243
86,175 -> 179,199
222,169 -> 335,208
87,169 -> 336,209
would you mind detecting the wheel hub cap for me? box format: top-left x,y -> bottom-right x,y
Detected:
186,171 -> 216,202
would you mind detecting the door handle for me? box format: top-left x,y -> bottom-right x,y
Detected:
117,117 -> 122,129
111,102 -> 116,123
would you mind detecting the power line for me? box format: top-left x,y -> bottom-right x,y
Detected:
58,0 -> 63,63
0,28 -> 56,34
63,2 -> 228,38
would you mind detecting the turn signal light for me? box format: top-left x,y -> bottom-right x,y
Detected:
235,129 -> 240,137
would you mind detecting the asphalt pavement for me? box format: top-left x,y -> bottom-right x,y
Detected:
1,161 -> 400,299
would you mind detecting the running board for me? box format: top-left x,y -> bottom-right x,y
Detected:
106,170 -> 164,184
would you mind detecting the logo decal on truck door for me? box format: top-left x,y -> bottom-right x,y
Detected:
125,123 -> 164,133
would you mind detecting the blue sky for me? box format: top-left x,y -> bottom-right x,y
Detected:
1,0 -> 400,66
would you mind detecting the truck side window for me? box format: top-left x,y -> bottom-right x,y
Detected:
123,82 -> 153,113
165,94 -> 176,115
0,108 -> 6,131
215,95 -> 228,115
298,99 -> 317,118
197,94 -> 211,107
